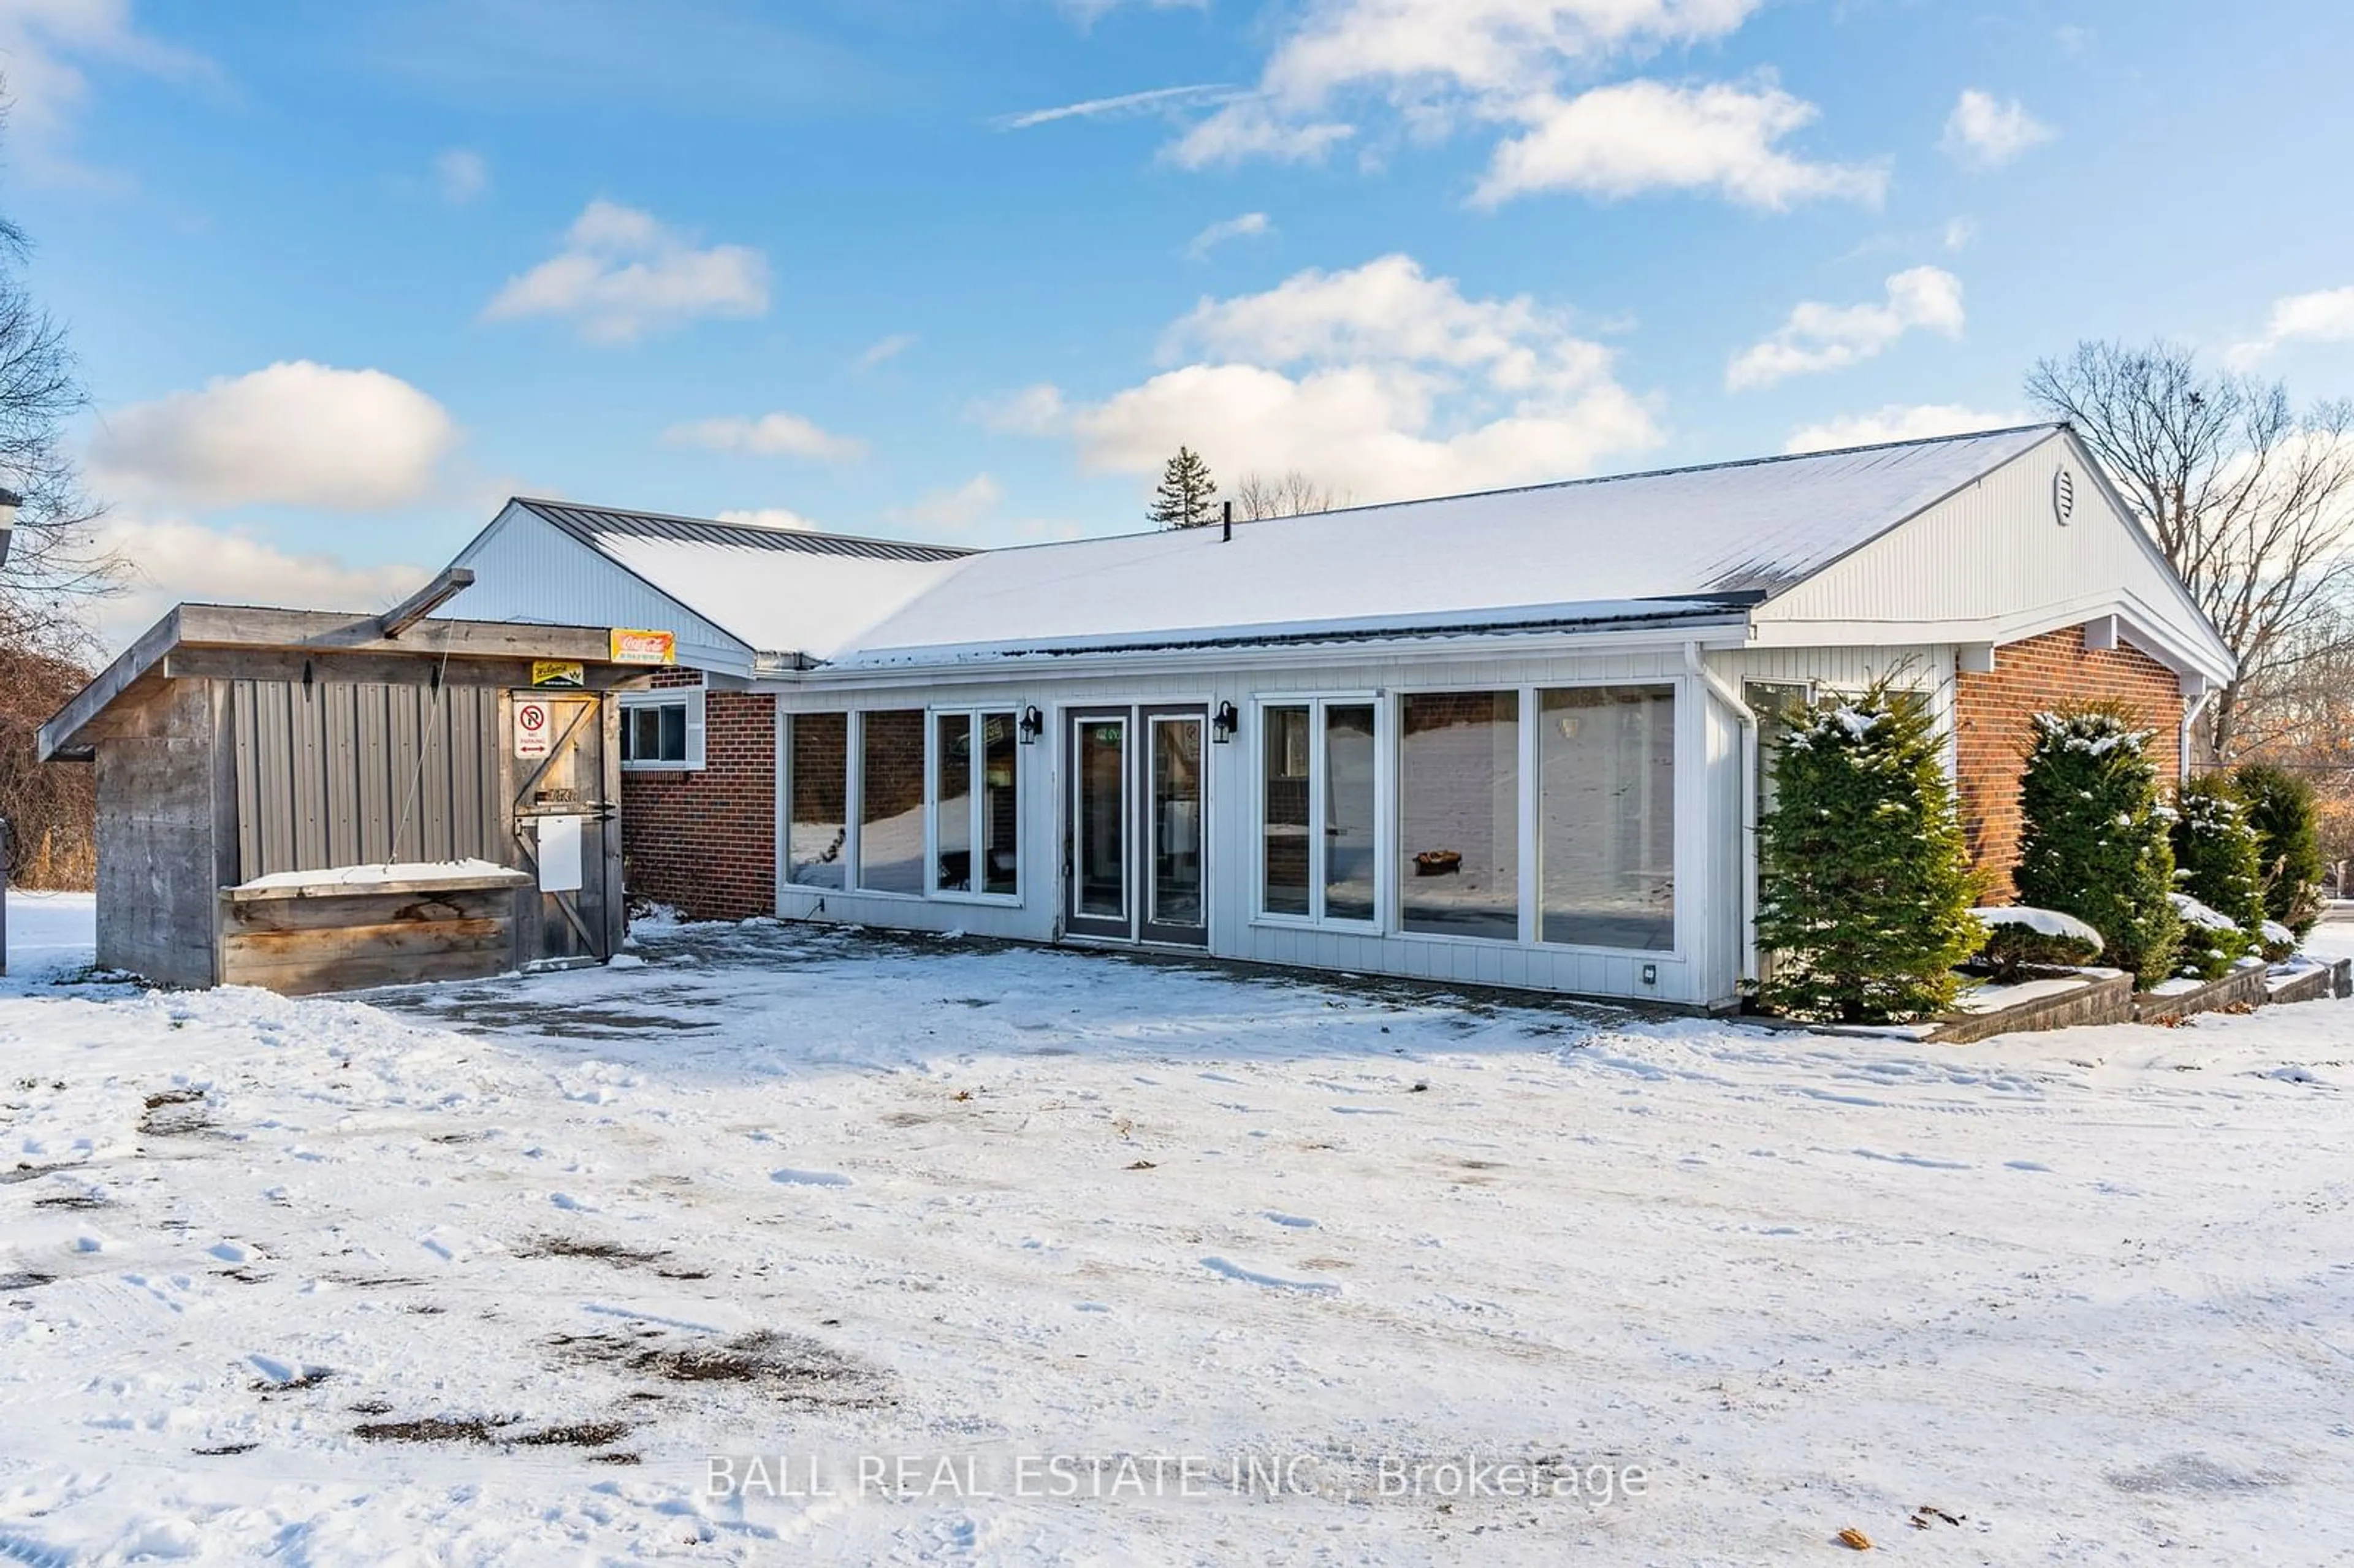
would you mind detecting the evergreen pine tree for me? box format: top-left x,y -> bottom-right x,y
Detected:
1754,682 -> 1984,1024
2013,706 -> 2181,986
2233,761 -> 2325,936
1148,446 -> 1218,529
2169,775 -> 2262,977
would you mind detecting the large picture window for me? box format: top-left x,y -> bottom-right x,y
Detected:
1398,691 -> 1520,941
1258,698 -> 1380,926
785,712 -> 848,889
931,710 -> 1020,898
1537,685 -> 1675,950
857,710 -> 926,894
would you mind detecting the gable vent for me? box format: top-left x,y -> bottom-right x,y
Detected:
2053,466 -> 2076,525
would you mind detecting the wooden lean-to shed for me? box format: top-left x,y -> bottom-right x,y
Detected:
37,577 -> 663,994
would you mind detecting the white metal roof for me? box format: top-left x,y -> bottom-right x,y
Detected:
830,424 -> 2063,668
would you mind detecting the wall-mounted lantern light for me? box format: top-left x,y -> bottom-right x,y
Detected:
1212,700 -> 1239,744
1018,705 -> 1044,745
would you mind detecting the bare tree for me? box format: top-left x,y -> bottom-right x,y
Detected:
2027,340 -> 2354,759
1231,470 -> 1350,521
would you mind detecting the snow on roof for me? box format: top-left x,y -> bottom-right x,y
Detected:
511,500 -> 972,663
502,426 -> 2063,666
832,424 -> 2063,667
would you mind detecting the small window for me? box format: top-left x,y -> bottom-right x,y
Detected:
619,690 -> 703,770
931,709 -> 1021,899
1257,698 -> 1380,927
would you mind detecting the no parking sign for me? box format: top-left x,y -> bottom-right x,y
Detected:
514,698 -> 552,759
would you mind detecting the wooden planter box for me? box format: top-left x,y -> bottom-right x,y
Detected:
217,868 -> 534,995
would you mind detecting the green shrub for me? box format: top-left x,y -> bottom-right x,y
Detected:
2169,893 -> 2248,981
1754,682 -> 1984,1023
1974,913 -> 2103,981
2013,705 -> 2181,987
2233,762 -> 2325,937
2169,774 -> 2263,970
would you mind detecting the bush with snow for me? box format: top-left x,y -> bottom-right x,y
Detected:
2169,774 -> 2263,977
2169,892 -> 2252,983
2014,706 -> 2180,987
1970,905 -> 2104,981
1754,682 -> 1983,1024
2233,762 -> 2325,938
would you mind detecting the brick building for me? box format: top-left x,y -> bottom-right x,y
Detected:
436,425 -> 2233,1012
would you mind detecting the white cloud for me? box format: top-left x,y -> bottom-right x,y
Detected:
1726,267 -> 1965,392
855,332 -> 916,369
1001,83 -> 1232,131
975,383 -> 1070,436
2227,286 -> 2354,369
1156,0 -> 1880,208
715,507 -> 820,531
1165,101 -> 1354,168
1055,0 -> 1207,27
482,199 -> 769,343
1943,216 -> 1978,253
91,512 -> 425,653
997,253 -> 1660,504
1475,78 -> 1887,210
434,148 -> 489,204
1784,403 -> 2030,455
0,0 -> 211,182
88,361 -> 461,511
891,473 -> 1002,532
1940,89 -> 2054,170
663,411 -> 867,462
1186,211 -> 1273,260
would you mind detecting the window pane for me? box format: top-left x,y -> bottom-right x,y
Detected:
1075,718 -> 1127,918
1743,682 -> 1809,823
659,702 -> 688,762
1261,706 -> 1311,916
934,712 -> 973,891
1151,717 -> 1204,927
1323,703 -> 1376,922
1400,691 -> 1519,940
1538,685 -> 1675,950
981,713 -> 1019,896
787,713 -> 847,888
858,709 -> 926,893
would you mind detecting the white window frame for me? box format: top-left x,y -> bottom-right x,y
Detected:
851,707 -> 929,900
777,710 -> 851,894
618,685 -> 706,772
1385,675 -> 1690,962
925,706 -> 1023,907
1250,691 -> 1387,934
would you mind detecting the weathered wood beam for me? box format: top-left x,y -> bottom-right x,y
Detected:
376,567 -> 477,638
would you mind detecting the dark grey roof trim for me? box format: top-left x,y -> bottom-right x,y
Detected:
514,498 -> 972,563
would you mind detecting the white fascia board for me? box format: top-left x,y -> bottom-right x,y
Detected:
749,619 -> 1753,695
1750,588 -> 2235,685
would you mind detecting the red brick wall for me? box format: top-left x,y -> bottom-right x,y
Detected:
1955,625 -> 2184,900
620,678 -> 777,919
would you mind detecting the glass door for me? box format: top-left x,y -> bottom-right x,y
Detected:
1063,705 -> 1211,946
1065,712 -> 1131,938
1142,711 -> 1208,945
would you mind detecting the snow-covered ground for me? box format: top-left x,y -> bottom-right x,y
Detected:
3,891 -> 2352,1564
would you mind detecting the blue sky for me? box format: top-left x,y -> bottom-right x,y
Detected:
7,0 -> 2353,647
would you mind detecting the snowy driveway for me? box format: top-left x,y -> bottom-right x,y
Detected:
2,896 -> 2352,1564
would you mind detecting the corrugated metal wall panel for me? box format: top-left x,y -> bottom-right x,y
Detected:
230,678 -> 510,881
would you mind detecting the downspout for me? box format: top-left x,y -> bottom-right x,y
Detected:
2181,683 -> 2218,779
1687,642 -> 1759,988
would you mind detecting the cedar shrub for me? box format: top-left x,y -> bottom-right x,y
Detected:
2233,761 -> 2325,937
1754,682 -> 1984,1023
2013,705 -> 2180,986
2169,774 -> 2263,976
